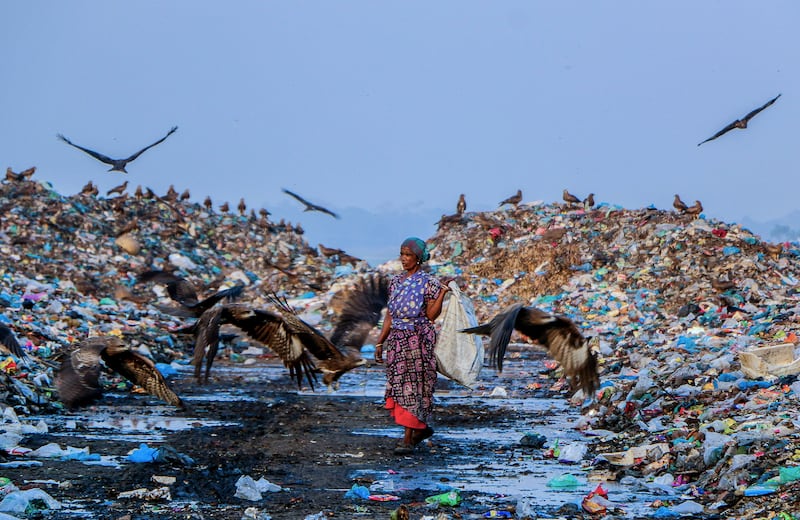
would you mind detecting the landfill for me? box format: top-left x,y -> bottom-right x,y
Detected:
2,176 -> 800,519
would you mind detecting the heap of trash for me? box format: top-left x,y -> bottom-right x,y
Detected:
4,176 -> 800,517
426,199 -> 800,517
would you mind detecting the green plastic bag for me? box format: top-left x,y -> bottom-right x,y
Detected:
425,489 -> 461,506
547,473 -> 581,488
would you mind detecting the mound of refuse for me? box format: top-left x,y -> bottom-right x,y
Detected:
4,179 -> 800,516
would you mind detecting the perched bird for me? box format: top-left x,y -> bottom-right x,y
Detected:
164,185 -> 179,202
179,189 -> 191,202
80,181 -> 98,197
282,188 -> 340,219
203,196 -> 213,212
137,270 -> 244,318
499,189 -> 522,207
684,200 -> 703,218
238,198 -> 247,216
57,126 -> 178,173
219,201 -> 229,213
54,336 -> 183,409
562,189 -> 581,206
338,252 -> 363,267
436,213 -> 463,230
456,194 -> 467,215
5,166 -> 36,182
259,208 -> 271,218
318,244 -> 345,258
134,185 -> 144,200
764,242 -> 783,260
0,324 -> 24,358
190,295 -> 367,388
698,94 -> 781,146
583,193 -> 595,209
673,194 -> 689,213
106,180 -> 128,196
462,304 -> 600,397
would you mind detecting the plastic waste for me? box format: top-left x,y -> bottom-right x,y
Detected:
344,484 -> 370,500
558,443 -> 588,463
0,487 -> 61,513
547,473 -> 581,488
234,475 -> 281,501
424,489 -> 461,506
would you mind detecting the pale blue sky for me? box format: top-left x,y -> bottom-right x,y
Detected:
2,2 -> 798,265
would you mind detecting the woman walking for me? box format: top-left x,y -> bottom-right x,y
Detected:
374,237 -> 450,454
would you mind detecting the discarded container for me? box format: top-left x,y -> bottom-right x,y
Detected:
739,343 -> 800,379
425,489 -> 461,506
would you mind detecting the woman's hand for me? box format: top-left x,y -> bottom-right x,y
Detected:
374,343 -> 384,364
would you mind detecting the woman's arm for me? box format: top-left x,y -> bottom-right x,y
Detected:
425,283 -> 450,321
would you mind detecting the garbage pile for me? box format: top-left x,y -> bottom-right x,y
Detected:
426,200 -> 800,517
0,178 -> 371,414
4,177 -> 800,516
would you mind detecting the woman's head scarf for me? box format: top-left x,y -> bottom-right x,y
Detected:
401,237 -> 429,263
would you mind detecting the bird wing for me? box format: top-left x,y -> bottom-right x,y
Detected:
282,188 -> 312,208
191,284 -> 245,314
221,304 -> 318,388
697,120 -> 738,146
137,270 -> 200,307
123,126 -> 178,162
57,134 -> 116,165
741,94 -> 781,123
99,338 -> 183,407
0,324 -> 24,358
192,306 -> 223,380
54,338 -> 106,408
309,203 -> 340,219
461,303 -> 527,371
329,274 -> 389,348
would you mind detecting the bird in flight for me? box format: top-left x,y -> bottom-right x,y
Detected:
697,94 -> 781,146
282,189 -> 340,219
54,335 -> 184,409
57,126 -> 178,172
462,304 -> 599,397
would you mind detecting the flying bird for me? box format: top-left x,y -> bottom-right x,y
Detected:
673,194 -> 688,213
106,180 -> 128,196
190,295 -> 366,387
456,194 -> 467,215
499,189 -> 522,207
57,126 -> 178,173
0,324 -> 25,358
137,270 -> 244,318
54,336 -> 184,409
562,189 -> 581,206
328,273 -> 390,349
282,189 -> 340,219
697,94 -> 781,146
462,304 -> 599,397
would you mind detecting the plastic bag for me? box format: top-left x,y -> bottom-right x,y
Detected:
434,282 -> 483,387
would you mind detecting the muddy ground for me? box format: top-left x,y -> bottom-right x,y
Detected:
11,357 -> 567,520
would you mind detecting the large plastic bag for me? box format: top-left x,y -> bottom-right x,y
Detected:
435,282 -> 483,387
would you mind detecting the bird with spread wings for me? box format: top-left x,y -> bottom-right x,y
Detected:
462,304 -> 599,397
282,188 -> 340,219
189,275 -> 389,388
54,336 -> 184,409
136,270 -> 245,318
697,94 -> 781,146
57,126 -> 178,172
